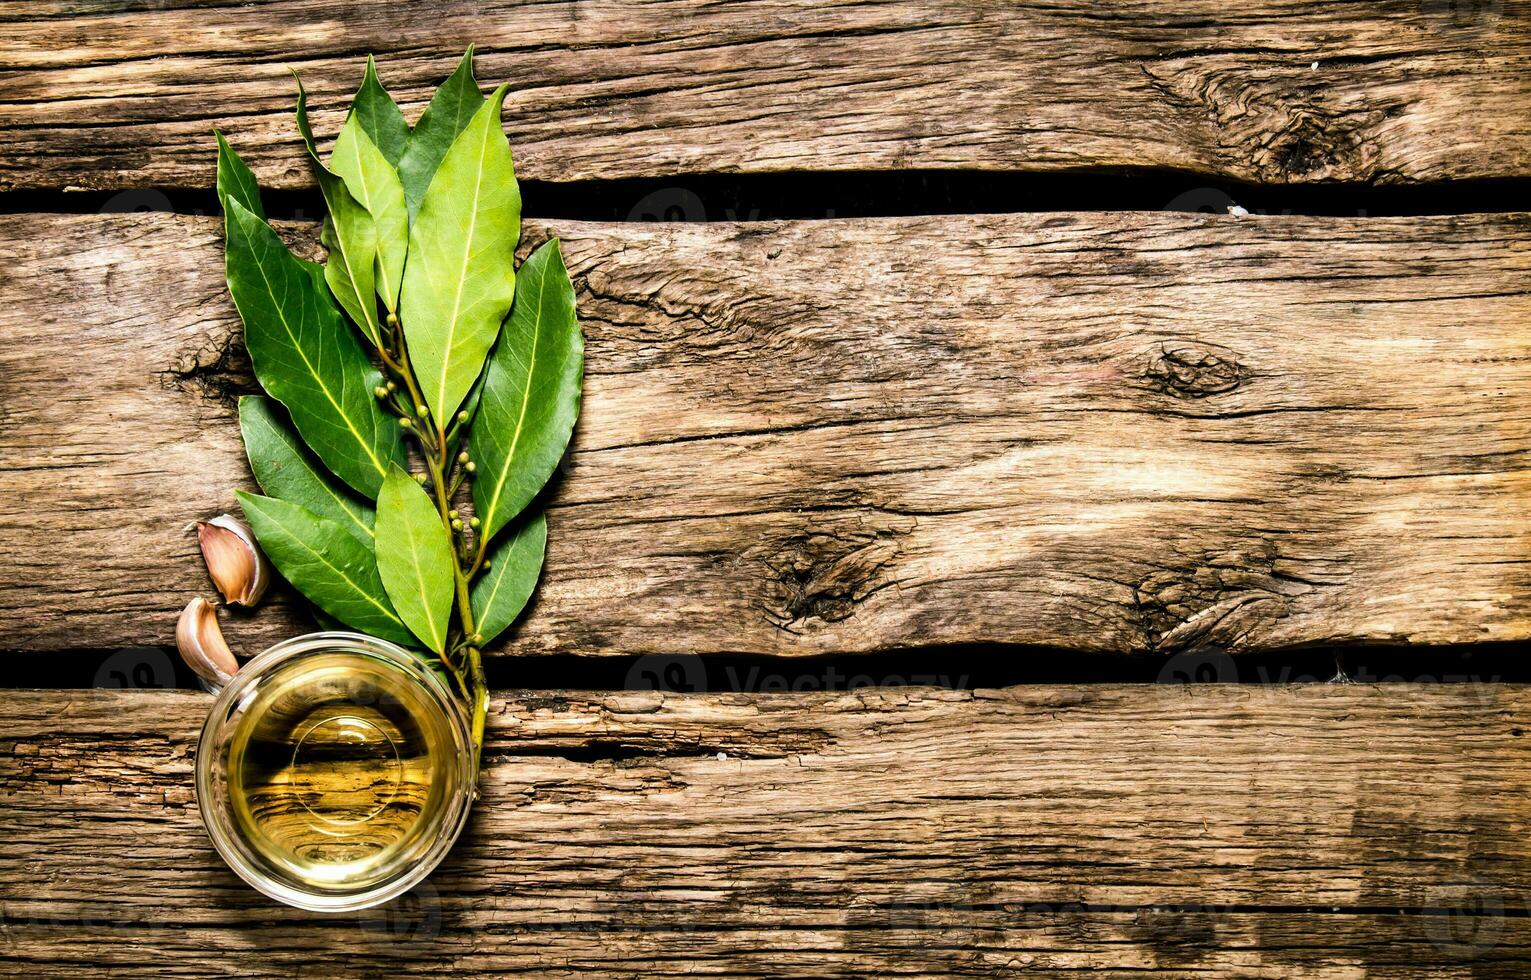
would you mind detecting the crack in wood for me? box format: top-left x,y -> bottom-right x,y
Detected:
159,327 -> 256,409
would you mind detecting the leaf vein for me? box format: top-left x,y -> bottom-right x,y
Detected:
245,223 -> 387,476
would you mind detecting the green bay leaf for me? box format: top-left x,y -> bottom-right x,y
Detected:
238,395 -> 375,545
223,195 -> 403,498
470,239 -> 582,545
236,491 -> 413,646
214,131 -> 264,220
319,211 -> 379,346
294,74 -> 384,350
349,55 -> 409,166
375,465 -> 456,654
397,47 -> 484,220
399,83 -> 521,424
456,358 -> 489,429
470,510 -> 546,646
310,606 -> 349,632
332,117 -> 408,314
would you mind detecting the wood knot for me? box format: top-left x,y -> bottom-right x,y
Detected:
1140,341 -> 1247,399
1132,541 -> 1298,653
1260,111 -> 1372,182
760,524 -> 906,634
1139,62 -> 1389,182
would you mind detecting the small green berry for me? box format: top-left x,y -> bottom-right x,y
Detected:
415,403 -> 429,417
481,558 -> 491,570
373,385 -> 388,399
414,473 -> 428,485
386,381 -> 397,393
452,519 -> 464,531
457,451 -> 470,464
457,410 -> 469,423
465,461 -> 477,473
386,312 -> 399,328
468,516 -> 480,529
448,510 -> 459,520
399,417 -> 413,429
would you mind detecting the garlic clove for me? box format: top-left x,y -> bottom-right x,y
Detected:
176,596 -> 239,687
197,514 -> 270,606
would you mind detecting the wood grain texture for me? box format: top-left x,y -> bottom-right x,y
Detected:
3,685 -> 1531,976
2,211 -> 1530,657
2,0 -> 1530,191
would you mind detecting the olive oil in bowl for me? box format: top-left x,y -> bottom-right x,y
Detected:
197,633 -> 474,910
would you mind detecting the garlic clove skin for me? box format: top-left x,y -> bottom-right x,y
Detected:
197,514 -> 270,606
176,596 -> 239,688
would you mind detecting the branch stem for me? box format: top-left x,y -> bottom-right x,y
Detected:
386,320 -> 486,767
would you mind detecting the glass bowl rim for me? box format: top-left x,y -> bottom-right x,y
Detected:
195,630 -> 475,912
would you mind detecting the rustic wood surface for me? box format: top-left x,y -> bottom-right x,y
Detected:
2,0 -> 1530,192
2,210 -> 1529,658
4,684 -> 1530,977
5,8 -> 1529,979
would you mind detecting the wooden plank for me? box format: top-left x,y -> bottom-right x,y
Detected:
6,914 -> 1530,979
2,1 -> 1530,191
3,685 -> 1531,976
2,211 -> 1530,657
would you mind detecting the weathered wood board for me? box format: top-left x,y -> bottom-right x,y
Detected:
2,210 -> 1529,658
2,0 -> 1530,191
4,684 -> 1531,977
4,7 -> 1528,980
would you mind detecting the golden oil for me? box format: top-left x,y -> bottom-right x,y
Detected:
222,651 -> 460,893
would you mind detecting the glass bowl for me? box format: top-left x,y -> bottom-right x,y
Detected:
195,631 -> 475,911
